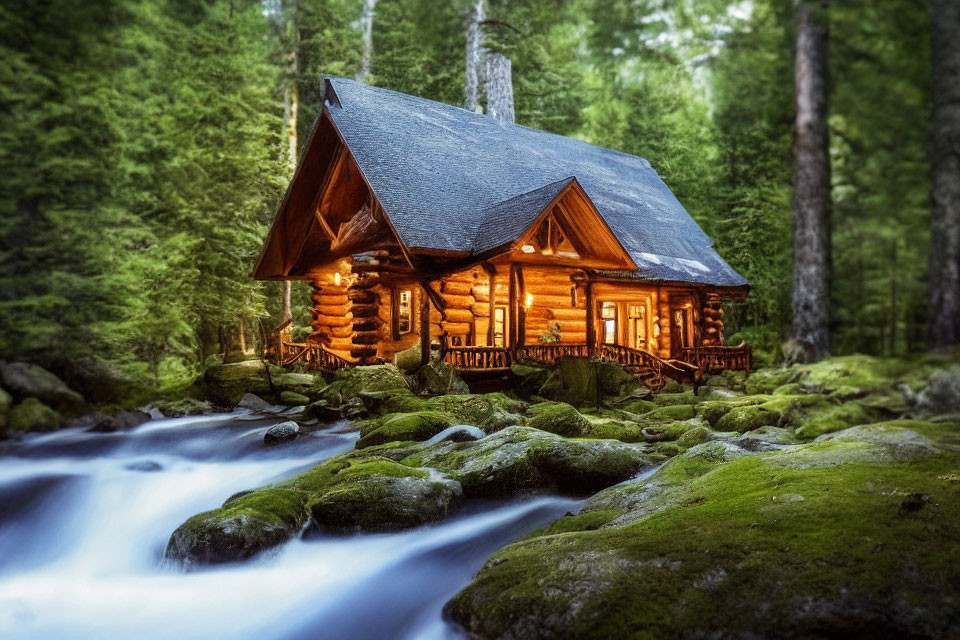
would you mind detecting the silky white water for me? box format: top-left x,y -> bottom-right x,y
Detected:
0,413 -> 583,639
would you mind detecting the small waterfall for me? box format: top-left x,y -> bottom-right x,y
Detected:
0,413 -> 581,639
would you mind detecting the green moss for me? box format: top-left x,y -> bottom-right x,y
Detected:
675,425 -> 715,449
522,509 -> 621,540
653,392 -> 699,407
321,365 -> 409,406
791,400 -> 874,440
619,399 -> 657,415
695,395 -> 773,427
356,411 -> 456,448
526,402 -> 591,437
447,439 -> 960,639
426,395 -> 494,425
581,416 -> 645,442
772,382 -> 803,395
640,404 -> 695,421
279,390 -> 309,405
8,398 -> 61,433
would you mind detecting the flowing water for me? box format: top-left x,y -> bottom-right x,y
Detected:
0,413 -> 584,639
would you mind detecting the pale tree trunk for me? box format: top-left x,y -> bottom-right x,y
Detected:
791,0 -> 831,362
357,0 -> 377,83
281,0 -> 298,324
484,53 -> 514,124
927,0 -> 960,349
465,0 -> 485,112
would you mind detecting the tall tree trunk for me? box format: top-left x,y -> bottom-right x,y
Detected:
484,53 -> 514,125
357,0 -> 377,83
791,0 -> 831,362
281,1 -> 298,324
927,0 -> 960,349
465,0 -> 485,112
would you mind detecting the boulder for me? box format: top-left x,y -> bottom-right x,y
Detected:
165,489 -> 308,569
409,358 -> 469,396
393,343 -> 424,373
264,421 -> 300,445
80,408 -> 151,433
204,360 -> 272,407
320,364 -> 410,408
308,469 -> 462,533
424,425 -> 486,445
356,411 -> 455,449
0,388 -> 11,438
414,426 -> 655,498
445,425 -> 960,640
237,393 -> 271,411
279,391 -> 310,406
166,456 -> 462,567
0,361 -> 85,414
525,402 -> 590,437
304,400 -> 342,422
510,362 -> 553,398
8,398 -> 61,433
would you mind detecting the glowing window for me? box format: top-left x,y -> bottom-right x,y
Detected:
398,289 -> 412,333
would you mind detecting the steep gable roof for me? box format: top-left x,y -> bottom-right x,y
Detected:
258,77 -> 747,288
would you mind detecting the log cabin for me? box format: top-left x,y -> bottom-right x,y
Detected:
254,77 -> 751,390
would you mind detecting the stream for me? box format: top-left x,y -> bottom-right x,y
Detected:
0,412 -> 583,639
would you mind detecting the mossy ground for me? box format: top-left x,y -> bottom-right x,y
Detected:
446,423 -> 960,639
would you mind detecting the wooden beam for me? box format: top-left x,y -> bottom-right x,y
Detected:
508,263 -> 518,350
516,265 -> 526,346
419,294 -> 431,368
586,281 -> 595,355
482,262 -> 497,345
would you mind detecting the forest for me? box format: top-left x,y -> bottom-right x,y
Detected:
0,0 -> 950,400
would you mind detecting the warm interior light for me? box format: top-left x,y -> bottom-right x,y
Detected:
525,293 -> 534,308
521,244 -> 536,254
333,272 -> 342,286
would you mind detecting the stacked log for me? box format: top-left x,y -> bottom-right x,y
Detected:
308,268 -> 354,354
349,270 -> 382,363
439,270 -> 479,338
523,269 -> 586,344
701,293 -> 725,346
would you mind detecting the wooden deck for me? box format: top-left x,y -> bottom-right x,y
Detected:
272,338 -> 751,392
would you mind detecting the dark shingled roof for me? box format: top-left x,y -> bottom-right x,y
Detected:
472,177 -> 574,254
324,77 -> 747,288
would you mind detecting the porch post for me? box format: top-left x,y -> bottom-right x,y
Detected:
419,293 -> 431,368
508,263 -> 518,351
483,262 -> 496,346
585,281 -> 595,356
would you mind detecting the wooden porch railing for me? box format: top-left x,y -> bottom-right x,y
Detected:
597,343 -> 706,390
680,343 -> 752,374
280,341 -> 352,371
515,343 -> 592,364
441,345 -> 513,370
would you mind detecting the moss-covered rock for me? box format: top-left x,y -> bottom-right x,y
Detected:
0,388 -> 12,438
618,399 -> 657,416
8,397 -> 61,433
582,415 -> 645,442
204,360 -> 273,407
408,359 -> 469,395
393,343 -> 424,373
444,423 -> 960,639
409,426 -> 655,498
165,454 -> 462,567
790,400 -> 874,440
308,468 -> 462,533
356,411 -> 455,449
526,402 -> 591,437
653,392 -> 699,407
279,390 -> 309,406
165,489 -> 308,569
511,362 -> 553,398
695,395 -> 773,427
320,364 -> 410,408
0,361 -> 86,414
640,404 -> 695,422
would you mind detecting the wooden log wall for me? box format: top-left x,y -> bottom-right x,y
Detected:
307,260 -> 355,359
701,292 -> 725,347
348,270 -> 382,364
522,267 -> 587,344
